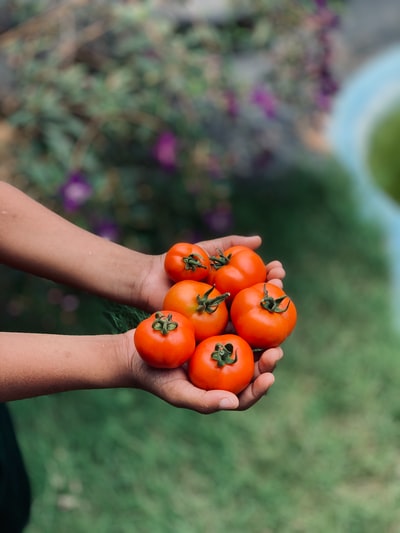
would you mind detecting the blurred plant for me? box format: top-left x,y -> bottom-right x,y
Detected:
0,0 -> 342,329
308,0 -> 340,111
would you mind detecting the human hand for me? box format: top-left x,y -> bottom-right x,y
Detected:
139,234 -> 285,311
127,235 -> 286,413
124,329 -> 283,414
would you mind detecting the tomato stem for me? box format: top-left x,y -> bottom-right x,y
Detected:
209,248 -> 232,270
182,253 -> 207,272
152,312 -> 178,335
260,285 -> 290,313
211,343 -> 238,367
196,285 -> 229,314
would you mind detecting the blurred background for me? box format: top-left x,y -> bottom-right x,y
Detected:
2,1 -> 400,532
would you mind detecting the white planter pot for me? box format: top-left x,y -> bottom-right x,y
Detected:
328,45 -> 400,326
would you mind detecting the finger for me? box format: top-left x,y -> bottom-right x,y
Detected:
237,372 -> 275,411
266,261 -> 286,282
266,260 -> 283,270
254,347 -> 284,378
160,378 -> 239,414
268,278 -> 283,289
197,235 -> 262,254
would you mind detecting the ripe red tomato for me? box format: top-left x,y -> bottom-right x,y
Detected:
188,334 -> 254,394
208,245 -> 267,301
230,282 -> 297,349
164,242 -> 210,282
163,280 -> 229,342
134,310 -> 196,368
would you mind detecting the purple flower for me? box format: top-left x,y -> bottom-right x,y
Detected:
203,204 -> 234,235
315,92 -> 332,112
60,171 -> 93,212
93,219 -> 120,242
250,87 -> 277,118
311,1 -> 340,30
310,1 -> 340,112
153,131 -> 178,170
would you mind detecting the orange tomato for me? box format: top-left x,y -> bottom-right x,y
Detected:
208,245 -> 267,302
134,310 -> 196,368
163,280 -> 229,342
164,242 -> 210,282
230,282 -> 297,349
188,334 -> 254,394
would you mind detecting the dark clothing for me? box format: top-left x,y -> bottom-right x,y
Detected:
0,404 -> 31,533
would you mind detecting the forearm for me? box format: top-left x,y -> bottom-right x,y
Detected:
0,331 -> 133,401
0,181 -> 152,305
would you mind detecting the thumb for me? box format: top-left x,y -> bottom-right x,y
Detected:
197,235 -> 262,255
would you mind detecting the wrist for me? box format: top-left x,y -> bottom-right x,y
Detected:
119,329 -> 154,392
108,331 -> 137,389
131,253 -> 166,311
108,245 -> 155,308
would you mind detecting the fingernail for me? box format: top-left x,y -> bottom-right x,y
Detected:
263,375 -> 276,396
219,397 -> 237,410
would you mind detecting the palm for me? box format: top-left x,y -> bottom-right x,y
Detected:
132,343 -> 282,414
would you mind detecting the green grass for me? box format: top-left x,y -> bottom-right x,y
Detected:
368,104 -> 400,204
10,159 -> 400,533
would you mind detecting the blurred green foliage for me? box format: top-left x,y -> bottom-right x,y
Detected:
0,0 -> 341,330
0,0 -> 339,240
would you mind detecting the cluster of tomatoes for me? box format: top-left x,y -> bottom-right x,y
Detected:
134,242 -> 297,394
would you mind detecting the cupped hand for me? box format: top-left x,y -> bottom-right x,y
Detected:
126,329 -> 284,414
141,234 -> 285,311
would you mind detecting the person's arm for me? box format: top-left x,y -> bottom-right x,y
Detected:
0,181 -> 285,311
0,329 -> 282,413
0,181 -> 152,307
0,331 -> 130,401
0,181 -> 286,411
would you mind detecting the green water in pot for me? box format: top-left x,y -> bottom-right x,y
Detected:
368,104 -> 400,204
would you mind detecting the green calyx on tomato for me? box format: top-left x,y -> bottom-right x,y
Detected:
260,285 -> 290,313
152,312 -> 178,335
182,254 -> 208,272
211,342 -> 238,367
196,285 -> 230,314
208,249 -> 232,269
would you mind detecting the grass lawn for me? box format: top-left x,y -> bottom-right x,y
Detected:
10,159 -> 400,533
